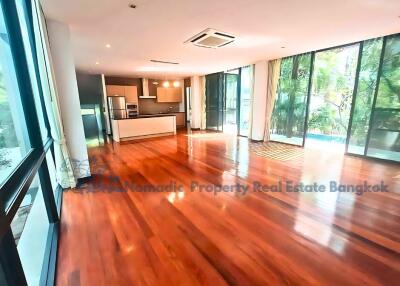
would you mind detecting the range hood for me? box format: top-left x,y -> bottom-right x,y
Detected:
139,78 -> 156,99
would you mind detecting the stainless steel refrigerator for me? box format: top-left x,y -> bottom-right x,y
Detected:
108,96 -> 127,119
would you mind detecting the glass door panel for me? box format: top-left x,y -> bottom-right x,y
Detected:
270,53 -> 312,145
366,35 -> 400,161
239,66 -> 253,136
306,45 -> 359,151
205,73 -> 224,131
347,38 -> 383,155
224,72 -> 239,134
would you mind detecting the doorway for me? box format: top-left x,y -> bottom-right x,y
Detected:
205,67 -> 252,135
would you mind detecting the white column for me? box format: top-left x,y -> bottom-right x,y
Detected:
190,76 -> 202,129
250,60 -> 269,140
47,19 -> 90,178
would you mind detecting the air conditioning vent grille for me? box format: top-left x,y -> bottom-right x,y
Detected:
191,33 -> 208,43
197,36 -> 229,47
185,28 -> 235,48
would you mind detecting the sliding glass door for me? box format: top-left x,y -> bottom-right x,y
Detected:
270,53 -> 312,145
205,72 -> 224,131
267,33 -> 399,162
366,35 -> 400,161
239,65 -> 253,136
205,67 -> 254,136
347,38 -> 383,155
224,70 -> 239,134
347,35 -> 400,162
306,44 -> 359,150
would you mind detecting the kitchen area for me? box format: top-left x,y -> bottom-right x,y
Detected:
102,77 -> 186,142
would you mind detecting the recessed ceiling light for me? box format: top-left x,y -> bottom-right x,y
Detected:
173,81 -> 180,87
162,81 -> 170,88
152,81 -> 159,85
105,44 -> 111,48
95,62 -> 100,65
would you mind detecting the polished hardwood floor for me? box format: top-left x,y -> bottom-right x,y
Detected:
56,130 -> 400,285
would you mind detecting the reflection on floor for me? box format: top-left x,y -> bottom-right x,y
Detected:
85,131 -> 110,148
305,137 -> 345,152
57,130 -> 400,285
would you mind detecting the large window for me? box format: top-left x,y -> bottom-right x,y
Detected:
269,33 -> 399,162
270,53 -> 312,145
0,1 -> 60,285
15,0 -> 48,141
347,38 -> 383,155
306,44 -> 359,150
0,7 -> 31,185
366,35 -> 400,161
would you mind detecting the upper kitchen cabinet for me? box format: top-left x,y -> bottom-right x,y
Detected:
157,87 -> 182,102
106,85 -> 125,96
106,85 -> 138,103
125,86 -> 138,103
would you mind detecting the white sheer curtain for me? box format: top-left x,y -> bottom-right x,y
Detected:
33,0 -> 76,188
264,59 -> 281,141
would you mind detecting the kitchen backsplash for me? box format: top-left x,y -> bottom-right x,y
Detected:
139,99 -> 180,114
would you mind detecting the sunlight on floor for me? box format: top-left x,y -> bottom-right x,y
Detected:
185,132 -> 236,139
305,138 -> 345,153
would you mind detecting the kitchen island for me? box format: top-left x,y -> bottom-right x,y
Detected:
111,114 -> 176,142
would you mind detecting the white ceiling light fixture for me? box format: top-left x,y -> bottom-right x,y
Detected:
105,44 -> 111,48
152,81 -> 159,85
162,81 -> 170,87
95,61 -> 100,65
185,28 -> 235,48
173,81 -> 180,87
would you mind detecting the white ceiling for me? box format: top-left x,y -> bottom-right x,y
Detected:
41,0 -> 400,78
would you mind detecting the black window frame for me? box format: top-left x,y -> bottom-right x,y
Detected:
0,0 -> 61,285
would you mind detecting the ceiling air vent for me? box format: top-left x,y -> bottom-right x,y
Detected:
185,28 -> 235,48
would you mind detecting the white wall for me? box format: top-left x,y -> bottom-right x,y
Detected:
190,76 -> 202,129
47,19 -> 90,178
250,60 -> 269,140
